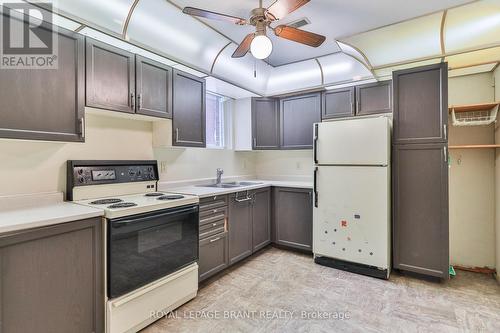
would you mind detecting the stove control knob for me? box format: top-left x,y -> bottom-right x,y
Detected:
137,170 -> 142,177
77,168 -> 84,175
78,176 -> 85,184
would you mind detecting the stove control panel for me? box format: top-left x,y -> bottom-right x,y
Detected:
69,162 -> 158,187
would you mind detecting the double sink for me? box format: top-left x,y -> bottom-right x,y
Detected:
197,181 -> 262,189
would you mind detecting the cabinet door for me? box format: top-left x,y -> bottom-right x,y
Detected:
0,218 -> 104,333
280,93 -> 321,149
321,87 -> 355,120
199,232 -> 228,282
393,144 -> 449,278
86,38 -> 135,113
172,69 -> 206,147
355,81 -> 392,116
252,97 -> 279,149
0,21 -> 84,142
393,63 -> 448,144
274,187 -> 313,251
136,55 -> 172,118
251,188 -> 271,252
228,192 -> 253,265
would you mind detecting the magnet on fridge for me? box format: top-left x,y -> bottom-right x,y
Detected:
341,220 -> 347,227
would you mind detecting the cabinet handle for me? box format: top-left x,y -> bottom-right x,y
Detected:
313,167 -> 318,208
175,128 -> 179,142
443,124 -> 447,140
212,223 -> 217,227
131,93 -> 135,109
210,237 -> 221,243
350,101 -> 354,113
357,100 -> 360,113
313,124 -> 318,164
79,118 -> 85,139
443,146 -> 447,163
253,137 -> 257,148
138,93 -> 143,109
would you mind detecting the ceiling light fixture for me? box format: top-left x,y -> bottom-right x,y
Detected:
250,34 -> 273,59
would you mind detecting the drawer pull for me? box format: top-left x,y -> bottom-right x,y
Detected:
212,223 -> 217,226
210,237 -> 221,243
213,209 -> 217,213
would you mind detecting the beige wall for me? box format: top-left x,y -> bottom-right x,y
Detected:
0,113 -> 154,196
448,73 -> 496,269
494,65 -> 500,281
0,112 -> 256,197
255,150 -> 312,180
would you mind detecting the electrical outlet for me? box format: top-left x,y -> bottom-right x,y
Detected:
160,161 -> 167,173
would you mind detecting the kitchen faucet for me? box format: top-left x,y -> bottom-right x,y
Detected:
216,168 -> 224,186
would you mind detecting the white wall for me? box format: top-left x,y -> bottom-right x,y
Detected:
448,73 -> 496,269
494,65 -> 500,281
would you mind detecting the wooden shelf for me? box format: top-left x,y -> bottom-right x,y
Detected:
448,102 -> 499,113
449,144 -> 500,149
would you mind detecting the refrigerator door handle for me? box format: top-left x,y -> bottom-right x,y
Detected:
313,124 -> 319,164
313,167 -> 318,208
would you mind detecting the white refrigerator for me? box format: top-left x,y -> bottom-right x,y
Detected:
312,116 -> 391,279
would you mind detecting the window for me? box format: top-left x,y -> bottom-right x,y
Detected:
206,93 -> 226,149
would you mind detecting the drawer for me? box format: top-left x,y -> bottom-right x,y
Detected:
200,207 -> 227,221
199,195 -> 228,211
199,231 -> 228,282
200,225 -> 225,240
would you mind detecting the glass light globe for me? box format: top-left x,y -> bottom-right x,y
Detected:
250,35 -> 273,59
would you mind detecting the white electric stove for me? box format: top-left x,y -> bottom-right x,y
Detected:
67,160 -> 199,333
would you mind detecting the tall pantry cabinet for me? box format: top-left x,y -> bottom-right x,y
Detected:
392,63 -> 449,279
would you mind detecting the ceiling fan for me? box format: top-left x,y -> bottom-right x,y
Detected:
182,0 -> 326,60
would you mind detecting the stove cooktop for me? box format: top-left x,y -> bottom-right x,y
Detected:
75,192 -> 199,219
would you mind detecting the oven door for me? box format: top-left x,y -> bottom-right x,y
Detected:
108,204 -> 199,299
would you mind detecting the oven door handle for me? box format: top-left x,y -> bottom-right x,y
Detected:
112,206 -> 198,227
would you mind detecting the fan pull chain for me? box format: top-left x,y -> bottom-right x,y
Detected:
254,58 -> 257,78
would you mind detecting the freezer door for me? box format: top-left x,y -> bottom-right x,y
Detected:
313,166 -> 390,269
315,117 -> 390,165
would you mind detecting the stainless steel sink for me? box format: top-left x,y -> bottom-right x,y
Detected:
197,181 -> 263,188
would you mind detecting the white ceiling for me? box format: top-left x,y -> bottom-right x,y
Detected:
170,0 -> 474,66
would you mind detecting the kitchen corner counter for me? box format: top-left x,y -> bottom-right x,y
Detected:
159,180 -> 312,198
0,201 -> 104,234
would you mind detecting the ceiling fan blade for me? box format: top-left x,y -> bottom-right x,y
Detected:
232,33 -> 255,58
274,25 -> 326,47
182,7 -> 246,25
266,0 -> 310,20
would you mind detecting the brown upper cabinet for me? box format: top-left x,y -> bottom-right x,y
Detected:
355,81 -> 392,116
252,97 -> 280,150
280,92 -> 321,149
321,87 -> 355,120
393,63 -> 448,144
172,69 -> 206,147
135,55 -> 173,118
86,38 -> 135,114
0,14 -> 85,142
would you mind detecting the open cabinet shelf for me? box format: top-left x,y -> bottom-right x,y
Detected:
448,102 -> 500,113
449,144 -> 500,149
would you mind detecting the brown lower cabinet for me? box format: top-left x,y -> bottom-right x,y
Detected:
392,143 -> 449,278
273,187 -> 313,251
0,217 -> 104,333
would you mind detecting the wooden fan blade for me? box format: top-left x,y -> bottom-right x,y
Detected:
232,34 -> 255,58
274,25 -> 326,47
266,0 -> 310,20
183,7 -> 246,25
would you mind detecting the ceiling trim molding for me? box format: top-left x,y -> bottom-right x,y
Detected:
314,58 -> 324,85
336,0 -> 480,41
440,10 -> 447,55
449,60 -> 500,71
492,62 -> 500,72
372,42 -> 500,70
336,40 -> 373,69
210,42 -> 232,73
74,24 -> 86,33
122,0 -> 140,39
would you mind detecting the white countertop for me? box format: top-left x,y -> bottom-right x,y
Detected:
0,201 -> 104,234
159,180 -> 312,198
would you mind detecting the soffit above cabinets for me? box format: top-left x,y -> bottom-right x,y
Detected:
169,0 -> 473,66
